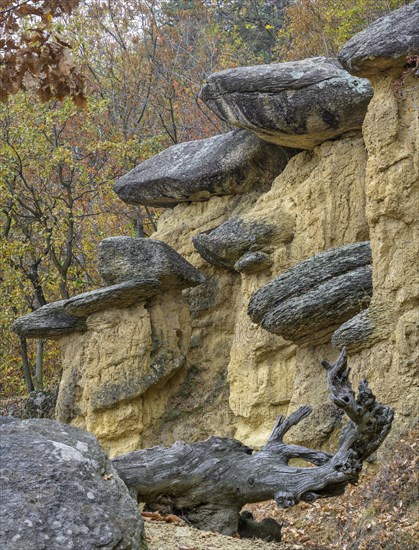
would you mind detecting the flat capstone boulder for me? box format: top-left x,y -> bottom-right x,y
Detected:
338,1 -> 419,76
199,57 -> 373,149
192,218 -> 275,271
0,417 -> 146,550
248,242 -> 373,345
12,301 -> 87,339
114,129 -> 296,207
64,277 -> 161,317
99,237 -> 205,288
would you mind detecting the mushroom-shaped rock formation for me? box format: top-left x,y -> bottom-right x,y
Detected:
192,218 -> 276,271
0,418 -> 147,550
248,242 -> 372,345
64,278 -> 161,317
332,309 -> 374,353
199,57 -> 373,150
99,237 -> 205,287
338,1 -> 419,77
12,301 -> 87,339
114,129 -> 296,207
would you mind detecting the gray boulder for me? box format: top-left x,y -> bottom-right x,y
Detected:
192,219 -> 275,271
99,237 -> 205,288
114,129 -> 296,207
64,278 -> 161,317
12,301 -> 87,339
248,242 -> 372,345
338,1 -> 419,76
199,57 -> 373,150
0,417 -> 146,550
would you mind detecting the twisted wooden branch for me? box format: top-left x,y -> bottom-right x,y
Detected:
113,348 -> 393,536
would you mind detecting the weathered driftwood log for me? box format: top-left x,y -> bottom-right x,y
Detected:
113,349 -> 393,536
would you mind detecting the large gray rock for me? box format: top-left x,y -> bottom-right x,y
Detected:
248,242 -> 372,345
99,237 -> 205,288
0,417 -> 146,550
338,2 -> 419,76
199,57 -> 373,150
114,129 -> 296,207
12,301 -> 87,339
192,218 -> 275,271
64,277 -> 161,317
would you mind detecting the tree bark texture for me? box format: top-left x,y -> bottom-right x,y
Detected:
113,349 -> 393,536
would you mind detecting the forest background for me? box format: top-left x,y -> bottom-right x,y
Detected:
0,0 -> 411,397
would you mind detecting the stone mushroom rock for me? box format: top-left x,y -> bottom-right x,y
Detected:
199,57 -> 373,150
0,417 -> 147,550
114,129 -> 296,207
99,236 -> 206,288
12,300 -> 87,339
64,277 -> 161,317
192,218 -> 275,271
248,242 -> 372,345
338,1 -> 419,77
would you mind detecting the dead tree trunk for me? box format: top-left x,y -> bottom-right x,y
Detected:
113,349 -> 393,536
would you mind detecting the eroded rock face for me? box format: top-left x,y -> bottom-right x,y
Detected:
99,237 -> 205,288
12,301 -> 87,339
248,242 -> 372,345
57,292 -> 192,456
114,129 -> 296,207
0,417 -> 146,550
192,218 -> 276,271
200,57 -> 373,149
338,1 -> 419,76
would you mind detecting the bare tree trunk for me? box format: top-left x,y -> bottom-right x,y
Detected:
19,337 -> 34,393
33,339 -> 44,391
113,349 -> 393,536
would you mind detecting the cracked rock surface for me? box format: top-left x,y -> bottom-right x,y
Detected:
114,129 -> 296,207
0,417 -> 146,550
200,57 -> 373,149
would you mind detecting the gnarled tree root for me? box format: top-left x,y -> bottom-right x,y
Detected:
113,348 -> 393,536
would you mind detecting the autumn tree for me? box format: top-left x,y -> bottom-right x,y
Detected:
0,0 -> 85,103
0,93 -> 142,395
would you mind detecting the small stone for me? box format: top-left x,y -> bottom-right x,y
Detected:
192,219 -> 275,271
332,308 -> 374,353
234,251 -> 272,274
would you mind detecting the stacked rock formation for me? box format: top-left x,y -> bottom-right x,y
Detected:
13,2 -> 418,456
